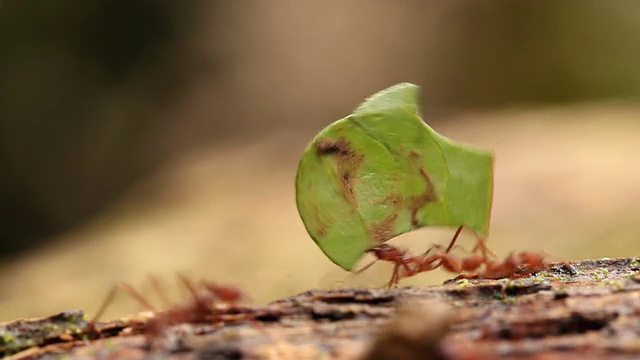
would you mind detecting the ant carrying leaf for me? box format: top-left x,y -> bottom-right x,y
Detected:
296,83 -> 547,285
362,228 -> 547,287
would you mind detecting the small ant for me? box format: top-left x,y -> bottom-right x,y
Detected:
89,275 -> 246,346
359,225 -> 547,287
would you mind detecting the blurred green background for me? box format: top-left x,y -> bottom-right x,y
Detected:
1,1 -> 640,321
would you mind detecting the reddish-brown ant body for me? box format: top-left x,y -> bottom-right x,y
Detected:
361,225 -> 547,286
480,251 -> 547,279
90,275 -> 246,345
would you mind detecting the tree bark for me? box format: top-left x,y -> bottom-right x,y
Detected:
4,257 -> 640,360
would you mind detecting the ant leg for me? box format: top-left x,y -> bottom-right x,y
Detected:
364,244 -> 418,287
91,285 -> 119,324
338,256 -> 382,287
420,243 -> 468,256
471,236 -> 497,258
352,259 -> 379,275
445,225 -> 465,253
387,262 -> 404,288
147,275 -> 172,309
451,273 -> 481,281
385,256 -> 416,288
342,255 -> 397,288
419,254 -> 448,273
393,253 -> 445,285
119,283 -> 158,313
177,274 -> 202,304
89,281 -> 160,336
418,244 -> 442,256
418,225 -> 464,274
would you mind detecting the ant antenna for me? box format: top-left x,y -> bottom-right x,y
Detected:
91,281 -> 159,325
147,275 -> 172,309
119,283 -> 159,313
91,286 -> 119,324
177,274 -> 201,303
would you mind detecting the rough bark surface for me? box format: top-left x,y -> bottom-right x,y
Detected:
3,257 -> 640,360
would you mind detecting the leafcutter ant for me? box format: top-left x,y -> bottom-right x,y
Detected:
358,225 -> 547,287
89,275 -> 247,346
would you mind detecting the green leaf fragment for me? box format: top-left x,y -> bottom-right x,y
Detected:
295,83 -> 493,271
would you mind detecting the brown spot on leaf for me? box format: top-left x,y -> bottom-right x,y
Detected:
311,204 -> 329,236
408,149 -> 438,225
369,212 -> 399,243
368,193 -> 403,243
408,154 -> 437,227
383,193 -> 403,206
317,226 -> 327,236
316,137 -> 363,205
399,150 -> 438,228
316,137 -> 352,155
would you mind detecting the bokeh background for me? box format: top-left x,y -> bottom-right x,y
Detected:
1,1 -> 640,321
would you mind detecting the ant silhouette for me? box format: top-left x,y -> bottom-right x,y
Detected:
89,275 -> 246,345
357,225 -> 547,287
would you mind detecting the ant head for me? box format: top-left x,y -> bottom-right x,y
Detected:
365,244 -> 403,258
201,281 -> 245,303
519,252 -> 546,266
